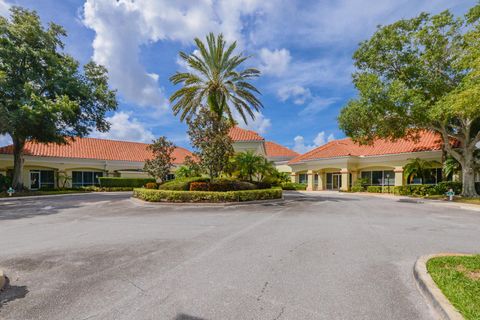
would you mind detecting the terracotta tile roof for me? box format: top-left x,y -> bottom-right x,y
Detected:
289,131 -> 444,164
265,141 -> 299,158
0,137 -> 192,164
229,126 -> 264,141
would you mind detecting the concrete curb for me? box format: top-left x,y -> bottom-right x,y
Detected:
414,253 -> 472,320
0,191 -> 132,202
130,196 -> 285,207
0,270 -> 6,291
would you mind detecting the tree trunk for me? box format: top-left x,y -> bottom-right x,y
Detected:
12,137 -> 26,191
461,164 -> 478,197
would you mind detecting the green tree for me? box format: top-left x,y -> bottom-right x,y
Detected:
144,137 -> 176,183
232,151 -> 264,182
170,33 -> 262,123
338,5 -> 480,197
403,158 -> 439,184
187,110 -> 234,179
0,7 -> 117,190
256,157 -> 276,182
443,156 -> 462,180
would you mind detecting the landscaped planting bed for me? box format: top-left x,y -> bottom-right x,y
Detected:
427,255 -> 480,320
133,188 -> 283,203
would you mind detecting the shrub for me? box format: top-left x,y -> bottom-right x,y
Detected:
99,177 -> 155,188
159,177 -> 210,191
208,178 -> 256,191
190,182 -> 209,191
250,181 -> 272,189
145,182 -> 158,189
133,188 -> 283,203
366,186 -> 383,193
0,174 -> 12,191
431,181 -> 462,195
82,186 -> 135,192
394,184 -> 436,196
351,185 -> 364,192
281,182 -> 307,190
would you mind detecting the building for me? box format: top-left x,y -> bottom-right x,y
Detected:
0,127 -> 297,189
288,131 -> 447,191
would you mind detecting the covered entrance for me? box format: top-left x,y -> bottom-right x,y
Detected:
326,172 -> 342,190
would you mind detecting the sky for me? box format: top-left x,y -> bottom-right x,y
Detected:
0,0 -> 476,153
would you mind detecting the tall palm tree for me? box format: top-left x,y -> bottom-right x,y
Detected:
169,33 -> 262,123
404,158 -> 439,184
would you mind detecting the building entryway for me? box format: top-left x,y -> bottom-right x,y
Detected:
326,172 -> 342,190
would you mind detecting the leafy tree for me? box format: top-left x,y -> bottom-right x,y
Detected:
144,137 -> 176,183
403,158 -> 439,184
175,156 -> 202,179
187,110 -> 234,179
232,151 -> 264,182
170,33 -> 262,124
0,7 -> 117,190
443,156 -> 462,180
338,5 -> 480,197
256,157 -> 276,182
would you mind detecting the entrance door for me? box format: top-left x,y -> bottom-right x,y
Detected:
332,173 -> 342,190
30,171 -> 40,190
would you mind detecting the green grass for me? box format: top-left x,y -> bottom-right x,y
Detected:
0,189 -> 91,198
454,197 -> 480,205
427,255 -> 480,320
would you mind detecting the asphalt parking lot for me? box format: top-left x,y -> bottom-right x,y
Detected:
1,191 -> 479,320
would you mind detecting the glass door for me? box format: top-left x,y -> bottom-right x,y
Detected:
332,174 -> 342,190
30,171 -> 40,190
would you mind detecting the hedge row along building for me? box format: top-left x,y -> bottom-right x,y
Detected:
1,129 -> 477,191
0,127 -> 298,190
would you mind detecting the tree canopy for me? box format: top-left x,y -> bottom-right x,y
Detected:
170,33 -> 262,124
144,137 -> 176,183
338,4 -> 480,196
0,7 -> 117,189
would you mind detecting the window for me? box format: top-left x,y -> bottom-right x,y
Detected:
360,170 -> 395,187
408,168 -> 442,185
72,171 -> 103,187
298,173 -> 308,184
30,170 -> 55,189
165,174 -> 175,181
314,174 -> 319,185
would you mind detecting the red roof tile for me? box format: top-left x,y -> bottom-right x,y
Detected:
265,141 -> 299,158
0,137 -> 192,164
289,131 -> 444,164
228,127 -> 264,141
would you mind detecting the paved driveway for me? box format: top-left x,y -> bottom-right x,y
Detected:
0,191 -> 479,320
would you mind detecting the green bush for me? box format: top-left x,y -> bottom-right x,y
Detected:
133,188 -> 283,203
145,182 -> 158,189
432,181 -> 462,195
83,186 -> 135,192
394,184 -> 436,196
281,182 -> 307,190
0,174 -> 12,191
99,177 -> 155,188
250,181 -> 273,189
159,177 -> 210,191
208,178 -> 256,191
351,185 -> 364,192
366,186 -> 383,193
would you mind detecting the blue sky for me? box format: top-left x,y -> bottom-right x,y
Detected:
0,0 -> 475,152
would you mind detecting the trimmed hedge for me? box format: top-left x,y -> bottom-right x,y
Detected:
99,177 -> 155,188
133,188 -> 283,203
281,182 -> 307,190
159,177 -> 210,191
83,186 -> 135,192
394,182 -> 463,197
190,182 -> 209,191
208,179 -> 256,191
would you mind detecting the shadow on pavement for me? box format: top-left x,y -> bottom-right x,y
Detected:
175,313 -> 206,320
0,277 -> 29,309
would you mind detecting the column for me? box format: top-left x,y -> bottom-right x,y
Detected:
350,170 -> 358,187
340,168 -> 349,191
290,172 -> 298,183
394,167 -> 404,186
317,171 -> 324,191
307,170 -> 314,191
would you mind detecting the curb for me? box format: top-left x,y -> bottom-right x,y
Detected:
129,196 -> 285,207
0,270 -> 6,291
414,253 -> 471,320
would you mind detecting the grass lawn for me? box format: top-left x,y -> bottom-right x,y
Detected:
0,189 -> 91,198
427,255 -> 480,320
454,197 -> 480,205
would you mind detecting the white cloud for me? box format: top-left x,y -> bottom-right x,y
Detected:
91,112 -> 155,143
82,0 -> 270,115
293,131 -> 335,153
0,134 -> 12,147
277,85 -> 311,105
299,97 -> 339,116
259,48 -> 291,76
0,0 -> 9,17
235,110 -> 271,135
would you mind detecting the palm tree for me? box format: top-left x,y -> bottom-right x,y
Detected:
443,156 -> 461,180
404,158 -> 439,184
233,151 -> 264,182
169,33 -> 262,123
